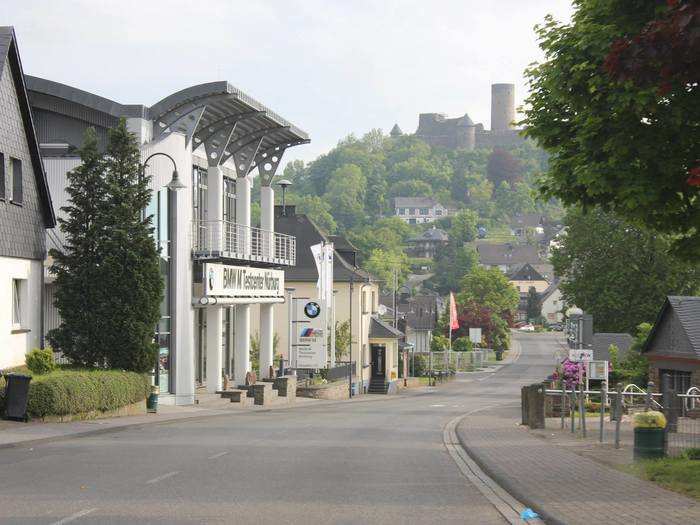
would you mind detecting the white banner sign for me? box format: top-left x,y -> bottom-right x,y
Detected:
469,328 -> 482,345
569,348 -> 593,363
293,298 -> 327,369
587,360 -> 608,381
204,263 -> 284,298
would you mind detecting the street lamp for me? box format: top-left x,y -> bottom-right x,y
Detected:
142,152 -> 186,191
277,179 -> 292,216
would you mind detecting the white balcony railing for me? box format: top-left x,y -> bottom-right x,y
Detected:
191,220 -> 296,266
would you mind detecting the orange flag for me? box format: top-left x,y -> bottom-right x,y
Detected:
449,292 -> 459,331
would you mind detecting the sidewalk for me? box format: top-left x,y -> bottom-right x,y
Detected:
0,396 -> 325,449
457,405 -> 700,525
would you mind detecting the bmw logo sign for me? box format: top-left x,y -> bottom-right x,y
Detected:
304,301 -> 321,319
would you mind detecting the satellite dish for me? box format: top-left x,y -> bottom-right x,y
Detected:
378,304 -> 388,316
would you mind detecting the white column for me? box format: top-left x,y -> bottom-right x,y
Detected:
259,183 -> 275,379
234,304 -> 250,384
260,304 -> 274,378
205,165 -> 224,393
236,176 -> 252,256
206,307 -> 223,392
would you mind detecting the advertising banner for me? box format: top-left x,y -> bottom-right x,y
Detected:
204,263 -> 284,298
293,298 -> 327,369
469,328 -> 482,345
568,348 -> 593,362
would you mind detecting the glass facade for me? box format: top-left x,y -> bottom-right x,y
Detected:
146,187 -> 172,393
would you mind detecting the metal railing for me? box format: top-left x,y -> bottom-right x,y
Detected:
191,220 -> 296,266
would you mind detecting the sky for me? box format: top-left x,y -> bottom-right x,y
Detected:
6,0 -> 573,166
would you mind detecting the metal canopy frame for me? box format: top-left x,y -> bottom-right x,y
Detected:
149,81 -> 309,175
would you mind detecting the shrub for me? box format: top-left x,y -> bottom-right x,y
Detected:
26,370 -> 150,418
452,337 -> 473,352
633,410 -> 667,429
26,348 -> 56,375
684,448 -> 700,460
412,354 -> 430,377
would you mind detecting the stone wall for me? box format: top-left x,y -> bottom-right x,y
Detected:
297,380 -> 349,400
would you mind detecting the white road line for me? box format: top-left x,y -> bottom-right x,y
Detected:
50,508 -> 97,525
430,404 -> 446,407
145,471 -> 180,484
207,451 -> 228,459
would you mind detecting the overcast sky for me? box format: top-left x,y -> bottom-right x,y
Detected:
7,0 -> 573,165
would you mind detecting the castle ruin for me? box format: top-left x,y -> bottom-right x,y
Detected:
411,83 -> 525,151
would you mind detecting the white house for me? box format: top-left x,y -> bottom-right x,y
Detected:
540,281 -> 564,325
0,27 -> 56,370
393,197 -> 448,224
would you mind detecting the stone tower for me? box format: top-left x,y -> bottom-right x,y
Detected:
490,83 -> 515,132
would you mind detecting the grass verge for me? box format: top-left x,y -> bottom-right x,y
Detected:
624,457 -> 700,500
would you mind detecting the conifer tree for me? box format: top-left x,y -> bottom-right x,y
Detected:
49,128 -> 108,366
99,119 -> 163,372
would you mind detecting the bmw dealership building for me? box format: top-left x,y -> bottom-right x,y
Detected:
27,75 -> 308,404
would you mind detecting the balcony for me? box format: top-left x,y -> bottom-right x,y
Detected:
191,220 -> 296,267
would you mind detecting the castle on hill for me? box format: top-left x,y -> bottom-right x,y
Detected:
392,83 -> 526,151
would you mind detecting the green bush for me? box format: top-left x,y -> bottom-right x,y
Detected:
412,354 -> 430,377
452,337 -> 473,352
26,370 -> 150,418
26,348 -> 56,375
685,448 -> 700,460
633,410 -> 667,429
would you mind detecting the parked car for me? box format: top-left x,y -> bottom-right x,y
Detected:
519,324 -> 535,332
548,323 -> 564,331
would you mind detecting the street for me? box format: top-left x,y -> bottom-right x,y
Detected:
0,333 -> 557,525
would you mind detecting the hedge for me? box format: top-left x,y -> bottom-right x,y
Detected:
2,370 -> 150,419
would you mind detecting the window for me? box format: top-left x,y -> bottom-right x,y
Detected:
435,209 -> 443,216
12,279 -> 25,328
409,208 -> 415,215
10,158 -> 22,204
0,152 -> 5,199
419,207 -> 429,215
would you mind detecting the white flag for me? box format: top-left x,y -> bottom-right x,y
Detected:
324,243 -> 334,307
310,242 -> 324,301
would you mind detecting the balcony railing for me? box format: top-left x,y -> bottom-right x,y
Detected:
191,220 -> 296,266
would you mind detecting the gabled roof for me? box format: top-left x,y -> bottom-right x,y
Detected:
394,196 -> 440,208
511,213 -> 547,229
0,27 -> 55,228
508,262 -> 546,282
409,227 -> 448,243
275,207 -> 374,283
593,333 -> 633,362
643,296 -> 700,357
369,316 -> 403,339
540,279 -> 560,302
477,243 -> 541,266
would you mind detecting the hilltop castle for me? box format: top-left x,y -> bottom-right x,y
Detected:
402,83 -> 525,151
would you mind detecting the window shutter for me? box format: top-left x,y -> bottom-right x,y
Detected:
11,158 -> 22,203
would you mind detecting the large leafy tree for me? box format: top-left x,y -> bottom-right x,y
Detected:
457,266 -> 520,318
551,207 -> 700,333
523,0 -> 700,257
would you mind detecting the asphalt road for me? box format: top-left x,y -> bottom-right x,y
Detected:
0,332 -> 559,525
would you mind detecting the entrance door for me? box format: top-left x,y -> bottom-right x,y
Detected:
371,345 -> 386,379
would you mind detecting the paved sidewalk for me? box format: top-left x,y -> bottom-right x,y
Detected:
457,405 -> 700,525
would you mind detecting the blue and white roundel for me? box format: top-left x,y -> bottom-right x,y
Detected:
304,301 -> 321,319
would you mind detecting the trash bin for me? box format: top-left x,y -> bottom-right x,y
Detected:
495,350 -> 504,361
147,386 -> 159,413
633,428 -> 665,459
3,374 -> 32,422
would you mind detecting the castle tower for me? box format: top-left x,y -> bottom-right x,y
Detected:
491,83 -> 515,132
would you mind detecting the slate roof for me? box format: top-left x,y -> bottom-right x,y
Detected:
477,243 -> 541,266
643,296 -> 700,357
592,333 -> 633,362
508,263 -> 547,282
409,227 -> 448,243
274,206 -> 374,283
540,279 -> 560,302
393,197 -> 440,208
403,295 -> 440,331
369,316 -> 403,339
511,213 -> 547,229
0,27 -> 55,228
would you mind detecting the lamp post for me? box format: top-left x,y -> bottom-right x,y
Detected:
277,179 -> 292,216
141,152 -> 185,405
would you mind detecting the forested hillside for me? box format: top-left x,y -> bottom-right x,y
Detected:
280,129 -> 561,291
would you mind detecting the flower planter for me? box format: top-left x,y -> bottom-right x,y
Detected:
633,427 -> 665,459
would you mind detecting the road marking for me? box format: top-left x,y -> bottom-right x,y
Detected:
208,451 -> 228,459
430,404 -> 446,407
444,409 -> 544,525
145,471 -> 180,484
477,374 -> 495,382
50,508 -> 97,525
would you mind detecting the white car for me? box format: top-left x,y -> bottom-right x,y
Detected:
519,324 -> 535,332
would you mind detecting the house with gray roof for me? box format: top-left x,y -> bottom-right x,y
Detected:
407,226 -> 449,259
477,242 -> 543,274
0,27 -> 56,370
592,333 -> 633,362
643,296 -> 700,393
393,197 -> 448,225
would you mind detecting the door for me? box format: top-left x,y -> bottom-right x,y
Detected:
371,345 -> 386,379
